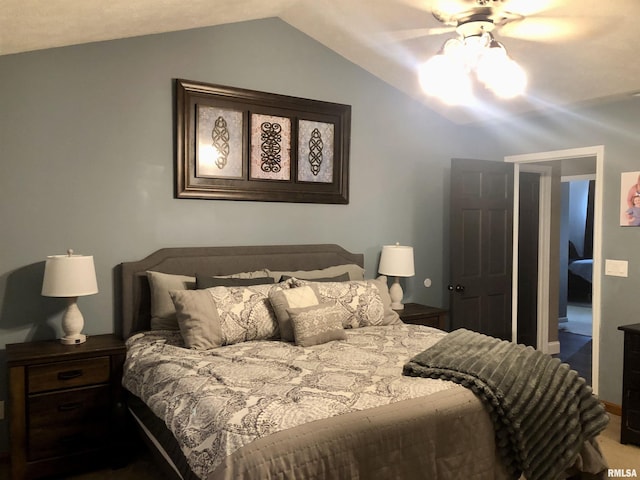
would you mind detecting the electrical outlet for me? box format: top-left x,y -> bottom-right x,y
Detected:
0,400 -> 4,421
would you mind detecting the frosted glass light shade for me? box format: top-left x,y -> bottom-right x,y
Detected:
378,245 -> 415,277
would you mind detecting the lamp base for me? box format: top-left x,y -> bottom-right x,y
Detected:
60,298 -> 87,346
389,277 -> 405,311
60,333 -> 87,345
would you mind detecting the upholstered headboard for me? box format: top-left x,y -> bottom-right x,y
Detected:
118,244 -> 364,338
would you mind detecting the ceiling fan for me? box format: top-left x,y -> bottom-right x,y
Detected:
381,0 -> 610,104
389,0 -> 598,45
409,0 -> 543,103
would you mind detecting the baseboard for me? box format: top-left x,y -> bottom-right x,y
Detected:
558,316 -> 568,324
547,340 -> 560,355
602,401 -> 622,417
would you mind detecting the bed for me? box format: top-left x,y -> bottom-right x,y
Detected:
568,241 -> 593,302
119,244 -> 606,480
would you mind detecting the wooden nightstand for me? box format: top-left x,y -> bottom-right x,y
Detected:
398,303 -> 448,331
618,323 -> 640,446
7,334 -> 126,479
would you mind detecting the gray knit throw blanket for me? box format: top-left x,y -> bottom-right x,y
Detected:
403,328 -> 609,480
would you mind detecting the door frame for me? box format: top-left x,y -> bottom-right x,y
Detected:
505,145 -> 604,395
516,164 -> 553,351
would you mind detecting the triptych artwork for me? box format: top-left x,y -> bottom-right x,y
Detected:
176,79 -> 350,204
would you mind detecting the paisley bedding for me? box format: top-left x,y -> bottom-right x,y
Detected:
123,324 -> 458,479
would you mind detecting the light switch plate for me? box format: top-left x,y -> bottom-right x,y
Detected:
605,259 -> 628,277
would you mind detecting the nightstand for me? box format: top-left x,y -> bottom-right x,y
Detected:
7,334 -> 126,479
618,323 -> 640,446
398,303 -> 448,330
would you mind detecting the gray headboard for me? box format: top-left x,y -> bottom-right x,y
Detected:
118,244 -> 364,338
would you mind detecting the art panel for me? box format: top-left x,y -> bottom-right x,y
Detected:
250,114 -> 291,181
297,120 -> 334,184
196,106 -> 244,179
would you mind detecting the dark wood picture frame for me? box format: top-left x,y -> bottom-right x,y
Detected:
175,79 -> 351,204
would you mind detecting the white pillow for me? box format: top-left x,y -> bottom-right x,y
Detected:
269,285 -> 321,341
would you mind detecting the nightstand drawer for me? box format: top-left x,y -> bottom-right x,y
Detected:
28,385 -> 110,461
625,388 -> 640,433
628,369 -> 640,389
28,356 -> 110,393
627,408 -> 640,434
627,350 -> 640,369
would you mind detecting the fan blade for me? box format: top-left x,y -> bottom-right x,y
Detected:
383,26 -> 456,43
502,0 -> 566,17
429,0 -> 569,25
499,16 -> 615,42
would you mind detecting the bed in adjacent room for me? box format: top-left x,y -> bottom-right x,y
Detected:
119,244 -> 607,480
568,240 -> 593,302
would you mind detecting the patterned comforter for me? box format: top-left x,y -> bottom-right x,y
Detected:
123,324 -> 456,479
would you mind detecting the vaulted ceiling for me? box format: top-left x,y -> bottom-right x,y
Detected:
3,0 -> 639,124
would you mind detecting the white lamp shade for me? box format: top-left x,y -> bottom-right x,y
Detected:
378,245 -> 415,277
42,254 -> 98,297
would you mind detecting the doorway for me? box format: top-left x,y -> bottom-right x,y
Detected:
505,146 -> 603,395
559,175 -> 595,384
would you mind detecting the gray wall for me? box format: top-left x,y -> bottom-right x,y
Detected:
0,18 -> 467,453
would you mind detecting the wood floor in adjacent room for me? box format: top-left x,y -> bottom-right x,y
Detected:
559,303 -> 593,385
1,415 -> 638,479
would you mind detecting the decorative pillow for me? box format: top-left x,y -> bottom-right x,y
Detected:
146,270 -> 272,330
267,264 -> 365,282
292,277 -> 401,328
170,289 -> 223,349
196,275 -> 275,289
268,285 -> 321,341
371,276 -> 402,326
171,280 -> 294,348
279,272 -> 350,283
147,271 -> 196,330
214,269 -> 271,279
287,303 -> 348,347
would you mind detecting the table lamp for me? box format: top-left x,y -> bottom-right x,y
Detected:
378,243 -> 415,310
41,249 -> 98,345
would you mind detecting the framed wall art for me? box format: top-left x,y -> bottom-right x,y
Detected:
620,171 -> 640,226
175,79 -> 351,204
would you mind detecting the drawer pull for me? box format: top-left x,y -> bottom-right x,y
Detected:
60,434 -> 83,444
58,402 -> 82,412
58,369 -> 83,380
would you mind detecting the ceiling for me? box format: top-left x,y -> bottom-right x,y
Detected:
2,0 -> 639,124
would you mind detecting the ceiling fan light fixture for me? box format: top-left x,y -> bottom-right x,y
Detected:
418,53 -> 473,105
482,56 -> 527,98
419,28 -> 526,103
